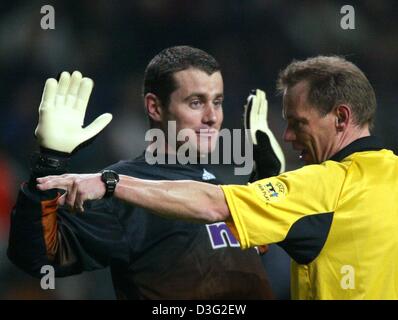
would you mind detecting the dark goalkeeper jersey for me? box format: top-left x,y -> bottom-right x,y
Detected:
8,153 -> 273,299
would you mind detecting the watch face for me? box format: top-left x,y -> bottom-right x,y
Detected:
102,170 -> 119,182
101,170 -> 119,197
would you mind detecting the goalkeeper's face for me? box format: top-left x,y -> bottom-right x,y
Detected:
162,68 -> 224,155
282,81 -> 340,164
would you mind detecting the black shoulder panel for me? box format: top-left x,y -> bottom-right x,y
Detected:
278,212 -> 334,265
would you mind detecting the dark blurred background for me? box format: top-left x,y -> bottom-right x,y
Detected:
0,0 -> 397,299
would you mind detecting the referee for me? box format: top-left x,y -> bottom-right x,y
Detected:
35,55 -> 398,299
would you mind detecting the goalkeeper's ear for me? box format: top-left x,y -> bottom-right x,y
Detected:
145,93 -> 164,123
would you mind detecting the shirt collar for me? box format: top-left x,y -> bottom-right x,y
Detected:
329,136 -> 384,162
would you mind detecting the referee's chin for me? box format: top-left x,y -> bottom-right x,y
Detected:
300,150 -> 315,164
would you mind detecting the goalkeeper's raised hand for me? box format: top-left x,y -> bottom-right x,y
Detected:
244,89 -> 285,181
35,71 -> 112,154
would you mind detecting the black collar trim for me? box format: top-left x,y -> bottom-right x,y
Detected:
330,136 -> 384,162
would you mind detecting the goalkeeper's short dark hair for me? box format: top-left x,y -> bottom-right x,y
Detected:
143,46 -> 221,108
277,56 -> 377,130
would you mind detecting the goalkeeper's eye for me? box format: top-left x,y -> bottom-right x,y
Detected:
190,99 -> 203,109
213,99 -> 223,108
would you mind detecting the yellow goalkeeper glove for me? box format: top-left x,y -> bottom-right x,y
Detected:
244,89 -> 285,180
34,71 -> 112,154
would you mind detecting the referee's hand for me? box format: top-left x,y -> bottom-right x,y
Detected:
36,173 -> 105,213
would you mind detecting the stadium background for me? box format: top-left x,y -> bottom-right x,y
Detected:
0,0 -> 397,299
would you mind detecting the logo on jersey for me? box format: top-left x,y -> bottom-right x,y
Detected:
206,222 -> 240,249
254,179 -> 287,202
202,168 -> 216,181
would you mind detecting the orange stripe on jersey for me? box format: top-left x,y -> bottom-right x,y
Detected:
225,218 -> 240,242
40,194 -> 61,261
257,245 -> 269,255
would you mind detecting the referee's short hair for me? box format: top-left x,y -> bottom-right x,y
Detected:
277,56 -> 377,130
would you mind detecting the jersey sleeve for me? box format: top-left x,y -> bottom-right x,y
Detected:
7,180 -> 130,278
222,161 -> 347,264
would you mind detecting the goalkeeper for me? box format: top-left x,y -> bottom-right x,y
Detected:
8,46 -> 285,299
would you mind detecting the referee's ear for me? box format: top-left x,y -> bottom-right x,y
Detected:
334,104 -> 350,132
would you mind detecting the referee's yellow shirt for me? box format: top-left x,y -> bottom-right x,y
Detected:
222,137 -> 398,299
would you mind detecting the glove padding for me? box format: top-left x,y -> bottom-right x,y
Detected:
35,71 -> 112,154
244,89 -> 285,180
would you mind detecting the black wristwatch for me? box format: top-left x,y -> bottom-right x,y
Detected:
101,170 -> 120,197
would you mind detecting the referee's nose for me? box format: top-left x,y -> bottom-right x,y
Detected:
283,125 -> 296,142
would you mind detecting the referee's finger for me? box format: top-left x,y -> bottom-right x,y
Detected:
57,193 -> 66,206
37,177 -> 71,191
37,175 -> 61,183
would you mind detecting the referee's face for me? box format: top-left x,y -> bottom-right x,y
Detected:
282,81 -> 338,164
162,68 -> 224,155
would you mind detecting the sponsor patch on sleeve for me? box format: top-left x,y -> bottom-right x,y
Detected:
252,178 -> 287,202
